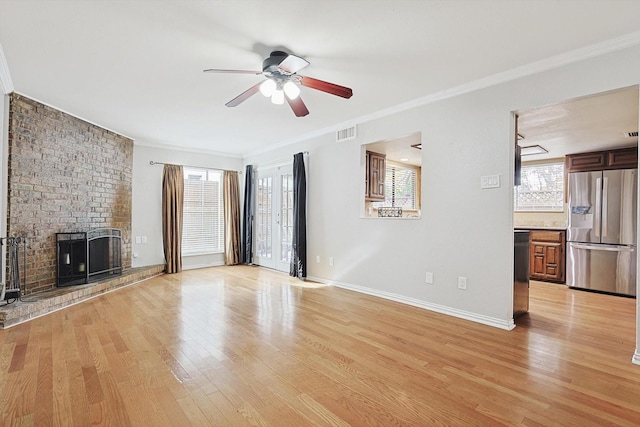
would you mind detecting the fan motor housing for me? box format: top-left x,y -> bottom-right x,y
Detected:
262,51 -> 288,73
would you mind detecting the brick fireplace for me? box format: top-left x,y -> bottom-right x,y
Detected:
6,94 -> 133,295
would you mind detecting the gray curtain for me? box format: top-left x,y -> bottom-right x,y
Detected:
162,164 -> 183,273
242,165 -> 254,264
290,152 -> 307,278
223,170 -> 241,265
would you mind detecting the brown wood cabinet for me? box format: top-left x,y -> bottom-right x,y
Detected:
365,151 -> 386,201
565,147 -> 637,172
529,229 -> 566,283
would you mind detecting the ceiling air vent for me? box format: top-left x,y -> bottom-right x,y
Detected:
336,125 -> 357,142
626,131 -> 638,138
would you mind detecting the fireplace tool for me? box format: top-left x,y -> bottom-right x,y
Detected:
1,236 -> 26,303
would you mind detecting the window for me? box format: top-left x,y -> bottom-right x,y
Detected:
182,167 -> 224,255
373,163 -> 418,209
514,162 -> 564,211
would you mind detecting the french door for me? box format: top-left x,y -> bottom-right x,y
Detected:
254,166 -> 294,272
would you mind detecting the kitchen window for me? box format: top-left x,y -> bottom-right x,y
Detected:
514,161 -> 564,211
182,167 -> 224,255
363,132 -> 422,218
372,162 -> 419,210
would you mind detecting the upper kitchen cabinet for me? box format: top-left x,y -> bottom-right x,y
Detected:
565,147 -> 638,172
365,151 -> 386,201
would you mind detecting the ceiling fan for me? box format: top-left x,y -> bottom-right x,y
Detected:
204,51 -> 353,117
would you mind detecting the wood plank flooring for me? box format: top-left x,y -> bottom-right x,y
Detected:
0,266 -> 639,426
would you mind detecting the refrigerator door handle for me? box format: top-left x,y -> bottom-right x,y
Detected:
602,176 -> 608,237
594,177 -> 601,238
570,243 -> 635,252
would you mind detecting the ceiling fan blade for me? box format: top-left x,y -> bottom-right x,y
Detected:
225,81 -> 263,107
286,96 -> 310,117
278,54 -> 310,74
204,68 -> 262,75
300,76 -> 353,99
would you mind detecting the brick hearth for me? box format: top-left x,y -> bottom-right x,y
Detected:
0,265 -> 164,328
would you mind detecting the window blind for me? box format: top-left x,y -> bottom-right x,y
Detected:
373,164 -> 417,209
182,168 -> 224,255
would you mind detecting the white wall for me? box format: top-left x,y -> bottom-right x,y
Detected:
0,94 -> 7,294
131,143 -> 243,269
245,46 -> 640,336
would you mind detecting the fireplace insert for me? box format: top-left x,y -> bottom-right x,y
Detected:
56,228 -> 122,287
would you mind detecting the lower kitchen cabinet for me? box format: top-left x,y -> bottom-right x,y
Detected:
528,229 -> 566,283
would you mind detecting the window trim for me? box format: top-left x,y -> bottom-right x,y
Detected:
181,167 -> 225,256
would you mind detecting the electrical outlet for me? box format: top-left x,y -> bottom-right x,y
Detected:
425,272 -> 433,284
329,257 -> 334,266
458,276 -> 467,290
316,255 -> 321,263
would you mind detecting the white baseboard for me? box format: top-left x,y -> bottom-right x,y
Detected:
633,350 -> 640,366
307,276 -> 515,331
182,261 -> 225,271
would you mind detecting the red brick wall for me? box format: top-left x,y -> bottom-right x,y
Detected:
7,94 -> 133,294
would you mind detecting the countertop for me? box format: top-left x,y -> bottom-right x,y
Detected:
515,226 -> 567,231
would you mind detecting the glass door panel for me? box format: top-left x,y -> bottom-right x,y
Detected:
254,166 -> 293,273
255,174 -> 274,269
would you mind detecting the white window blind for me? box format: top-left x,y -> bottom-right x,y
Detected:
373,163 -> 418,209
514,162 -> 564,211
182,168 -> 224,255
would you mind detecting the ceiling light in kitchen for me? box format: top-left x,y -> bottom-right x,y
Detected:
520,145 -> 548,156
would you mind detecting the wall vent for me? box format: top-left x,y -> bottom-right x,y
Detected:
336,125 -> 357,142
626,131 -> 638,138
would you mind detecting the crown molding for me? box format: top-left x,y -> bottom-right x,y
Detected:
245,31 -> 640,157
12,92 -> 133,141
134,138 -> 243,159
338,31 -> 640,133
0,41 -> 15,95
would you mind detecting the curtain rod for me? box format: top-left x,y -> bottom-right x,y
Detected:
250,151 -> 310,169
150,151 -> 308,171
149,161 -> 243,174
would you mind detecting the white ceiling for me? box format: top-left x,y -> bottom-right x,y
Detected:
1,1 -> 639,157
518,86 -> 639,162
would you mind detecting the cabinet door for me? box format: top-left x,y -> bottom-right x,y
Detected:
544,243 -> 562,280
367,151 -> 386,201
530,244 -> 547,278
607,147 -> 638,169
566,152 -> 606,172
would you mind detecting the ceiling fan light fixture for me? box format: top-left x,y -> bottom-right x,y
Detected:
259,79 -> 276,97
283,81 -> 300,99
271,89 -> 284,105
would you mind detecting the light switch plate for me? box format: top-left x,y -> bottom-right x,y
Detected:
425,272 -> 433,284
480,175 -> 501,189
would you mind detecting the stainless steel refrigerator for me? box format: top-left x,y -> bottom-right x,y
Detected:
567,168 -> 637,297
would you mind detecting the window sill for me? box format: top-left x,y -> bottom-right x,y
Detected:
182,251 -> 224,257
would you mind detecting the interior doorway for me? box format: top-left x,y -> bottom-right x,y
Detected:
513,85 -> 639,323
254,165 -> 294,273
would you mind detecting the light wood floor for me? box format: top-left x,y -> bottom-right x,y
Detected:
0,266 -> 638,426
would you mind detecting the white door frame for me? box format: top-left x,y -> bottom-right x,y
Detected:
254,165 -> 293,273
